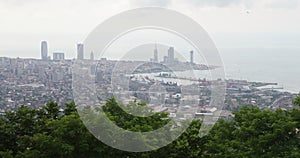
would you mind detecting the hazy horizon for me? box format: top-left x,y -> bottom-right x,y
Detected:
1,0 -> 300,58
1,32 -> 299,59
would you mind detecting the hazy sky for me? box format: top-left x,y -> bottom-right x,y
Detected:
0,0 -> 299,58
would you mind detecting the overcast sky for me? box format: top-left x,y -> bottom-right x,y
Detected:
0,0 -> 299,58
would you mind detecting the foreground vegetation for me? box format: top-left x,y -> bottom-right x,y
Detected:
1,95 -> 300,158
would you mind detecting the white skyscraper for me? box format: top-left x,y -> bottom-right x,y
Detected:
168,47 -> 174,63
53,52 -> 65,61
154,44 -> 158,62
90,51 -> 94,60
190,50 -> 194,64
41,41 -> 48,60
77,43 -> 84,60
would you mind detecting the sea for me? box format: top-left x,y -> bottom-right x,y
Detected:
141,47 -> 300,94
218,47 -> 300,93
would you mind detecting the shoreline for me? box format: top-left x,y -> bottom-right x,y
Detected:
136,70 -> 299,94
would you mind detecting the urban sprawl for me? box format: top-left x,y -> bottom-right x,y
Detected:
0,41 -> 298,121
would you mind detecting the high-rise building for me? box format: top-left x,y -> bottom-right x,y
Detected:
41,41 -> 48,60
77,44 -> 84,60
53,52 -> 65,61
168,47 -> 174,63
154,44 -> 158,62
190,50 -> 194,64
90,51 -> 94,60
163,56 -> 168,63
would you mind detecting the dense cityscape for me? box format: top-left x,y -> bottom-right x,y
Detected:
0,41 -> 298,119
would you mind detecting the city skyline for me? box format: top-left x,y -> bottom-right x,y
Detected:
150,44 -> 195,64
37,41 -> 199,62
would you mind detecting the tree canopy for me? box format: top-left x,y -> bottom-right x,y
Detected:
0,96 -> 299,157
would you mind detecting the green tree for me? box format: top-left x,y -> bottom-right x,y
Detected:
64,101 -> 77,115
44,101 -> 59,119
293,93 -> 300,107
203,107 -> 299,157
1,97 -> 300,157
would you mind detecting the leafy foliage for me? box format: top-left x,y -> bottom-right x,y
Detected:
0,96 -> 300,157
293,93 -> 300,107
102,97 -> 170,132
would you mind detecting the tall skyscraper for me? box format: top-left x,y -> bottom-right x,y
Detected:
53,52 -> 65,61
190,50 -> 194,64
154,44 -> 158,62
163,56 -> 168,63
77,44 -> 84,60
41,41 -> 48,60
90,51 -> 94,60
168,47 -> 174,63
